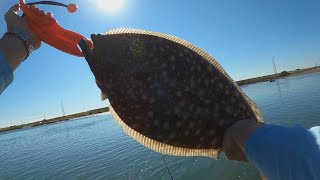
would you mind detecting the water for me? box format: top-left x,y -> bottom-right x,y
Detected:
1,72 -> 320,180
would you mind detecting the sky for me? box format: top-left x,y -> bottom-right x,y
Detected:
0,0 -> 320,127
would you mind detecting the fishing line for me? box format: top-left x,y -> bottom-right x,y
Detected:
24,1 -> 77,13
26,1 -> 67,7
161,155 -> 174,180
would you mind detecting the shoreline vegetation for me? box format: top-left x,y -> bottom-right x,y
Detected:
0,107 -> 109,133
1,66 -> 319,133
236,66 -> 320,86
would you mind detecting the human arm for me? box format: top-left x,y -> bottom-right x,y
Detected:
0,4 -> 46,94
222,120 -> 320,180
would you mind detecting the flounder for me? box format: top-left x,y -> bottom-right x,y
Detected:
79,28 -> 264,159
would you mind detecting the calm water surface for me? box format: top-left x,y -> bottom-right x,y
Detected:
1,72 -> 320,180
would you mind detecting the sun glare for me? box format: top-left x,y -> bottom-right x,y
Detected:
95,0 -> 125,13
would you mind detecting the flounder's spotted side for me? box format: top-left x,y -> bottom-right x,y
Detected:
88,28 -> 263,158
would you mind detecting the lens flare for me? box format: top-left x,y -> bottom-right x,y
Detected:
95,0 -> 125,13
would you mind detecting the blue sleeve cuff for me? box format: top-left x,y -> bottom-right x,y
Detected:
245,125 -> 320,180
0,53 -> 13,94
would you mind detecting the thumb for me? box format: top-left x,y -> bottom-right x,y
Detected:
6,4 -> 20,14
5,4 -> 21,26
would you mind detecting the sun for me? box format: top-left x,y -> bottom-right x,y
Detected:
95,0 -> 125,13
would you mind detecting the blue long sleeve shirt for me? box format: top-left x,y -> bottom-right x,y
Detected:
0,53 -> 13,95
246,125 -> 320,180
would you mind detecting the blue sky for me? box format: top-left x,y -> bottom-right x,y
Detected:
0,0 -> 320,127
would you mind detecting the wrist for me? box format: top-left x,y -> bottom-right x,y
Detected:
229,120 -> 265,151
0,33 -> 28,71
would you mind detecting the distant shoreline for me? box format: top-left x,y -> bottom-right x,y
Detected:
236,66 -> 320,86
1,66 -> 319,133
0,107 -> 109,133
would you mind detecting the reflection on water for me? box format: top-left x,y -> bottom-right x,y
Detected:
244,72 -> 320,127
0,72 -> 319,180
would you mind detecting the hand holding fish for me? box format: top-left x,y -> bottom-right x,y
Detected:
222,120 -> 265,162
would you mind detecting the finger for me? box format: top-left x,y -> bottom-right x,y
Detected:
79,38 -> 93,63
34,7 -> 40,14
30,5 -> 36,11
223,140 -> 245,161
39,10 -> 45,16
227,148 -> 245,161
47,12 -> 53,18
7,4 -> 20,14
5,4 -> 21,23
30,5 -> 46,16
